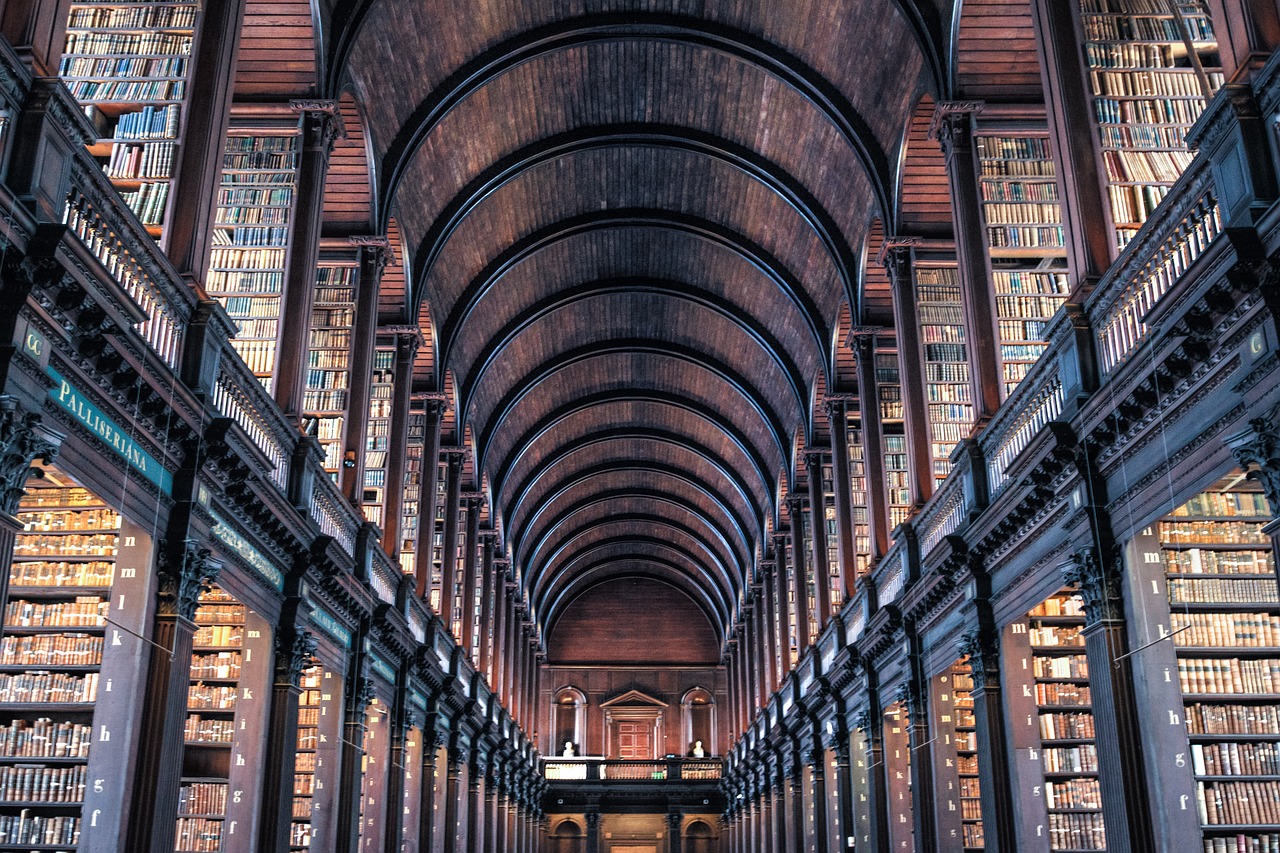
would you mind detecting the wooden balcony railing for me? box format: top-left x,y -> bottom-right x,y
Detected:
542,757 -> 724,782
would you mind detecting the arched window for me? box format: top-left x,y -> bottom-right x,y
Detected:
681,687 -> 715,756
553,687 -> 587,755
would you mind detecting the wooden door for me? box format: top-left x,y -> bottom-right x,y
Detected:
616,721 -> 654,759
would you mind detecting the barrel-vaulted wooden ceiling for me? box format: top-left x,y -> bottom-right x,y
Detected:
267,0 -> 1046,652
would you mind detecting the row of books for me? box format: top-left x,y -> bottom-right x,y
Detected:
303,390 -> 348,413
186,684 -> 236,711
1191,741 -> 1280,777
1036,683 -> 1093,707
16,489 -> 98,509
998,319 -> 1049,341
215,205 -> 289,226
1085,41 -> 1195,69
3,597 -> 106,629
0,634 -> 103,668
218,226 -> 290,247
229,340 -> 277,375
308,349 -> 350,369
1187,703 -> 1280,736
0,720 -> 92,759
62,31 -> 191,57
234,318 -> 277,339
1098,123 -> 1191,149
1035,654 -> 1090,679
311,308 -> 354,328
1175,493 -> 1272,518
0,813 -> 79,846
983,201 -> 1062,224
10,561 -> 114,587
1109,182 -> 1171,225
1198,780 -> 1280,824
1039,711 -> 1097,740
1103,148 -> 1196,184
221,152 -> 297,172
68,5 -> 197,30
184,715 -> 234,743
1090,68 -> 1217,98
188,652 -> 241,680
217,187 -> 294,207
1045,777 -> 1101,809
15,534 -> 117,557
1043,744 -> 1099,773
1094,95 -> 1205,126
1170,613 -> 1280,648
1177,658 -> 1280,695
975,136 -> 1053,161
978,159 -> 1055,179
0,671 -> 98,704
979,180 -> 1058,202
1047,811 -> 1105,851
192,604 -> 242,625
174,817 -> 223,852
1030,624 -> 1085,646
0,764 -> 86,803
1162,522 -> 1271,546
192,624 -> 242,648
987,225 -> 1066,250
66,78 -> 184,102
120,180 -> 169,225
178,782 -> 228,817
206,271 -> 283,294
110,103 -> 181,140
1169,578 -> 1280,605
1080,13 -> 1215,43
1201,836 -> 1280,853
60,56 -> 187,80
18,510 -> 119,532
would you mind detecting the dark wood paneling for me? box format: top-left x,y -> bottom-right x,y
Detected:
548,578 -> 720,665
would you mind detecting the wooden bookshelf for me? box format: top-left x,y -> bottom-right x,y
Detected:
205,129 -> 301,394
1151,485 -> 1280,851
975,132 -> 1070,397
361,344 -> 395,529
817,455 -> 842,610
398,404 -> 426,575
1029,593 -> 1107,852
304,258 -> 358,479
876,334 -> 912,531
0,485 -> 117,852
428,458 -> 447,614
913,260 -> 972,486
356,697 -> 389,852
59,0 -> 200,238
289,661 -> 342,851
843,404 -> 872,579
883,701 -> 915,851
1077,0 -> 1223,249
933,660 -> 983,850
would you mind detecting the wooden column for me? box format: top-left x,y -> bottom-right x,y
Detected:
770,765 -> 787,853
438,449 -> 464,632
442,748 -> 466,853
934,103 -> 1003,423
901,652 -> 938,853
754,578 -> 772,706
157,0 -> 247,277
740,601 -> 758,723
1029,0 -> 1115,287
787,498 -> 812,652
855,702 -> 891,853
383,672 -> 411,853
382,329 -> 420,554
883,244 -> 934,506
274,103 -> 339,421
667,809 -> 683,853
484,769 -> 499,853
828,727 -> 857,853
1062,548 -> 1157,853
957,615 -> 1017,853
585,808 -> 601,853
459,493 -> 483,653
340,241 -> 391,504
825,398 -> 860,598
412,398 -> 446,597
806,742 -> 830,853
492,561 -> 511,700
466,759 -> 484,853
124,545 -> 219,853
415,728 -> 441,853
477,532 -> 497,682
256,597 -> 318,853
1209,0 -> 1280,79
503,581 -> 519,708
849,331 -> 892,560
0,398 -> 57,614
336,659 -> 373,853
786,758 -> 805,853
804,451 -> 833,625
756,775 -> 772,853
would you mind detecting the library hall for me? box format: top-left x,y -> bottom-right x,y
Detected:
0,0 -> 1278,850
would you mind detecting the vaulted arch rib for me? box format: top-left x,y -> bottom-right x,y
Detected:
495,419 -> 769,538
476,343 -> 796,476
512,480 -> 753,588
369,13 -> 894,229
413,126 -> 860,322
541,559 -> 726,645
455,279 -> 811,432
435,211 -> 828,387
529,528 -> 734,627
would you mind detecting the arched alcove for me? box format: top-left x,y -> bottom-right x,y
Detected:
553,686 -> 587,756
681,687 -> 716,757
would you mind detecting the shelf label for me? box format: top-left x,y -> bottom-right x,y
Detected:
46,367 -> 173,495
310,607 -> 352,648
369,651 -> 397,684
210,512 -> 284,590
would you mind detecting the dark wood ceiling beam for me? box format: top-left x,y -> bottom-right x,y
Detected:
475,341 -> 796,479
898,0 -> 950,98
495,418 -> 769,540
414,125 -> 860,334
528,527 -> 735,628
455,278 -> 811,435
519,489 -> 749,594
365,13 -> 895,230
437,209 -> 828,402
508,460 -> 755,568
539,557 -> 727,645
512,477 -> 753,587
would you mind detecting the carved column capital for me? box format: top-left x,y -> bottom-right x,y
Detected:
852,708 -> 873,734
957,628 -> 999,691
1228,402 -> 1280,513
1061,546 -> 1123,625
275,628 -> 318,687
0,397 -> 59,516
157,542 -> 220,621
